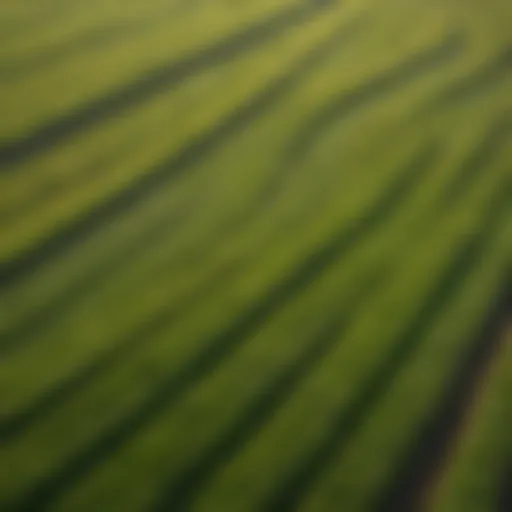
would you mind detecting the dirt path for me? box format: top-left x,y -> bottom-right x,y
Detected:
421,314 -> 511,511
376,275 -> 511,512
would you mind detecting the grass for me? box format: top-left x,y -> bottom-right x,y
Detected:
431,324 -> 512,512
0,0 -> 510,510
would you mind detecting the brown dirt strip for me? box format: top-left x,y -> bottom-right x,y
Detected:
9,143 -> 438,511
422,317 -> 512,512
374,272 -> 511,512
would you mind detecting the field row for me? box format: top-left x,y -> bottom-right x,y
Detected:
0,0 -> 511,510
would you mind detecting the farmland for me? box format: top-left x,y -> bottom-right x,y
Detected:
0,0 -> 511,510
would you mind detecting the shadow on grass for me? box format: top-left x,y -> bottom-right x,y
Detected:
0,0 -> 77,45
11,142 -> 439,511
0,0 -> 338,168
0,134 -> 139,227
0,4 -> 364,294
150,269 -> 386,511
0,0 -> 209,82
499,463 -> 512,512
0,260 -> 238,444
440,114 -> 512,206
285,32 -> 465,161
263,180 -> 510,512
0,10 -> 366,351
0,21 -> 147,81
419,46 -> 512,113
375,267 -> 511,512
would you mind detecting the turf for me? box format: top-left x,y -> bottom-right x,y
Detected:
0,0 -> 510,510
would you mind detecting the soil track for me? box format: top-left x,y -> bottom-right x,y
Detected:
374,272 -> 511,512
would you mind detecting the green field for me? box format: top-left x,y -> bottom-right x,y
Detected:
0,0 -> 511,510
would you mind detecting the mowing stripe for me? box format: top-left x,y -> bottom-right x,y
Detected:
0,20 -> 148,81
151,269 -> 387,511
0,4 -> 366,266
0,0 -> 206,81
0,7 -> 364,291
1,4 -> 510,510
285,32 -> 465,160
374,272 -> 511,512
0,261 -> 239,443
11,142 -> 439,511
0,0 -> 338,167
499,464 -> 512,512
263,181 -> 510,511
0,194 -> 191,357
0,156 -> 346,439
423,46 -> 512,112
0,11 -> 366,351
439,114 -> 512,206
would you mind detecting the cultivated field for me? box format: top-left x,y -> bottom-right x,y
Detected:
0,0 -> 510,510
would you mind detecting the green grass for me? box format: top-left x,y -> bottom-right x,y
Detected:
432,326 -> 512,512
0,0 -> 510,510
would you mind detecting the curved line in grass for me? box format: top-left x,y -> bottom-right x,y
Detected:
0,0 -> 339,168
263,181 -> 510,512
0,6 -> 361,292
374,271 -> 511,512
0,12 -> 366,353
11,142 -> 439,511
151,269 -> 386,511
285,32 -> 465,161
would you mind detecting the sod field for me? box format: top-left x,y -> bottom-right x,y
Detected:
0,0 -> 510,510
